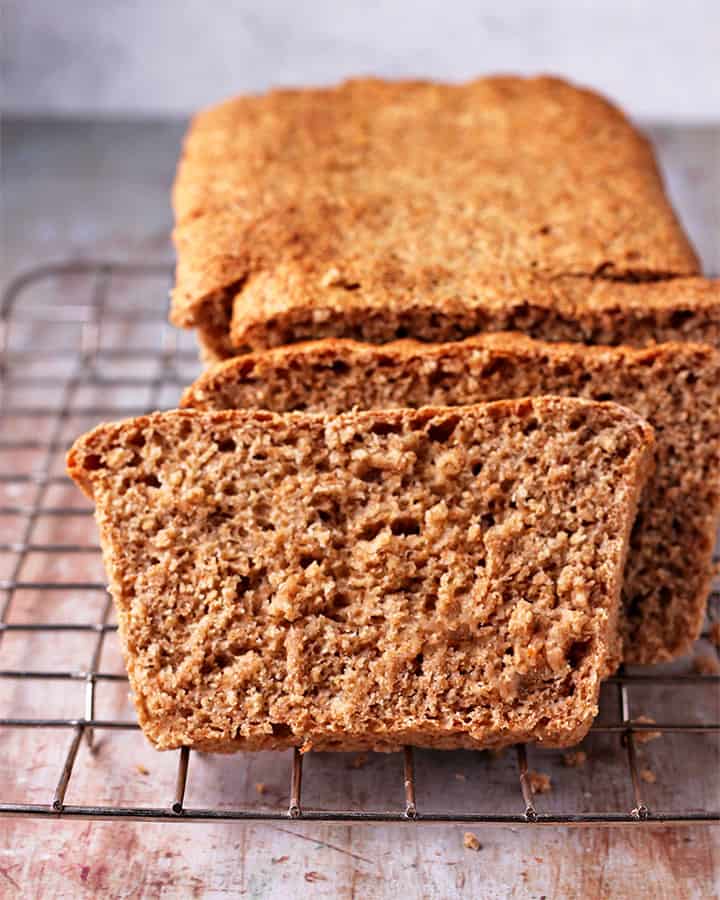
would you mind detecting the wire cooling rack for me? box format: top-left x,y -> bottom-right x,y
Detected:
0,261 -> 718,826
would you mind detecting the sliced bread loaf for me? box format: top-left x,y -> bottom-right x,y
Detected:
67,400 -> 653,752
182,335 -> 720,664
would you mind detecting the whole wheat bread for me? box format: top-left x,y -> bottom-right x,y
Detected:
67,399 -> 653,752
170,76 -> 719,359
182,334 -> 720,664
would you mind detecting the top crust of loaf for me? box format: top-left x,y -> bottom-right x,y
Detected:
170,76 -> 707,351
67,399 -> 653,753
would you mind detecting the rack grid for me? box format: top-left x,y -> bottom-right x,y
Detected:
1,261 -> 718,826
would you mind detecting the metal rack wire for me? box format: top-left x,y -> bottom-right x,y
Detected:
1,261 -> 718,825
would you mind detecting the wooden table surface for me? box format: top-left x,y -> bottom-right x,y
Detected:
1,119 -> 719,900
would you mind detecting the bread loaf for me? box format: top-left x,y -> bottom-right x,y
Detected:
170,76 -> 718,359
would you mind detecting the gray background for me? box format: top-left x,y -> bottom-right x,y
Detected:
5,0 -> 720,120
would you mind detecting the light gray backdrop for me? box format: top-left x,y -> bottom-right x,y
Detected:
5,0 -> 720,119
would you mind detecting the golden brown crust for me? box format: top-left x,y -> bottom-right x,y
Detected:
67,400 -> 653,753
170,76 -> 706,352
181,334 -> 720,665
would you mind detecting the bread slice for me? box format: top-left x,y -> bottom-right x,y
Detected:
170,76 -> 719,358
67,399 -> 653,752
182,335 -> 720,664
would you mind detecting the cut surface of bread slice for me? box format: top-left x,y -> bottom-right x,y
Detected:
67,400 -> 653,752
170,76 -> 719,357
183,334 -> 720,664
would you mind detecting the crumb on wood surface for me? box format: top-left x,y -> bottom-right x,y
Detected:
693,653 -> 720,675
562,750 -> 587,768
463,832 -> 482,851
255,782 -> 266,795
632,715 -> 662,743
527,770 -> 552,794
640,767 -> 657,784
349,753 -> 368,769
135,764 -> 149,776
304,871 -> 327,883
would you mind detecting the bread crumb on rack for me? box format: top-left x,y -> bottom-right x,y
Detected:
632,715 -> 662,743
463,832 -> 482,851
527,770 -> 552,794
562,750 -> 588,768
709,622 -> 720,649
693,653 -> 720,676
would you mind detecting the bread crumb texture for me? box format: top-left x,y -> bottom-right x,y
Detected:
67,399 -> 653,752
170,77 -> 719,357
183,334 -> 720,664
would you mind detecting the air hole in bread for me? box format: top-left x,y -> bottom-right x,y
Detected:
428,415 -> 460,443
370,420 -> 403,436
568,639 -> 591,668
84,454 -> 104,470
670,310 -> 693,328
270,723 -> 293,738
359,521 -> 384,541
482,358 -> 512,379
391,517 -> 420,537
357,465 -> 383,483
